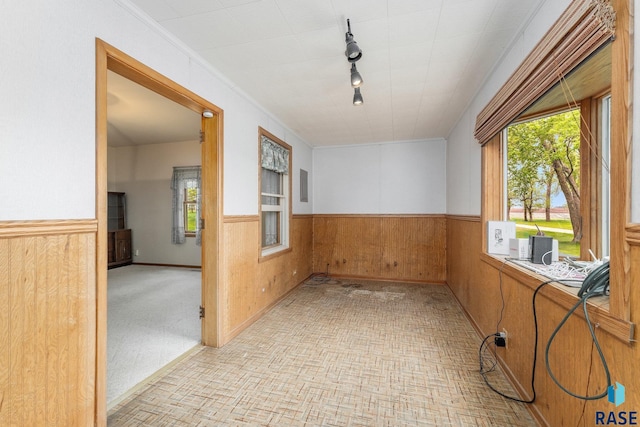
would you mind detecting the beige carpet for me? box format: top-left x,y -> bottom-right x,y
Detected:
108,277 -> 536,426
107,265 -> 201,406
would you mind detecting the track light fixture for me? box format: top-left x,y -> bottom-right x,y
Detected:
350,63 -> 363,88
345,19 -> 362,63
353,87 -> 363,106
345,19 -> 364,105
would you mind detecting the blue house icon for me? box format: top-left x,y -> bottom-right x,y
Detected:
608,382 -> 626,407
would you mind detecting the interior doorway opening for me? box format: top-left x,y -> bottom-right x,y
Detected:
105,69 -> 203,406
96,38 -> 222,422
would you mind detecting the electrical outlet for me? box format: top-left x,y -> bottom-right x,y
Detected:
501,329 -> 508,348
495,329 -> 508,348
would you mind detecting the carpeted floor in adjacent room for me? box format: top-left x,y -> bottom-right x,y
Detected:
107,265 -> 201,406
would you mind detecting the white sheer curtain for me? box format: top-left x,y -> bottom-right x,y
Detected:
171,166 -> 202,245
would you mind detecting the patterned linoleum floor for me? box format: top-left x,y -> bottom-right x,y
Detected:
108,277 -> 537,426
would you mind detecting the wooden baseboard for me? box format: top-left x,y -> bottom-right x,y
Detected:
132,262 -> 202,269
494,353 -> 548,427
220,274 -> 313,346
317,273 -> 446,285
445,284 -> 548,427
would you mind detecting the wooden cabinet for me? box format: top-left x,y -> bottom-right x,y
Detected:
108,192 -> 132,268
108,192 -> 126,230
109,229 -> 132,268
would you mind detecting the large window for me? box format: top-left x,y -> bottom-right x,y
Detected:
498,87 -> 611,261
476,0 -> 618,264
506,108 -> 584,258
259,128 -> 291,257
478,0 -> 631,339
480,26 -> 613,261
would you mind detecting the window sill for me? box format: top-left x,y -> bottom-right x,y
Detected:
480,252 -> 634,343
259,245 -> 292,263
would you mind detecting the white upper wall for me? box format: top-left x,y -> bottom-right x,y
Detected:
0,0 -> 312,220
313,139 -> 446,214
3,0 -> 637,221
446,0 -> 572,216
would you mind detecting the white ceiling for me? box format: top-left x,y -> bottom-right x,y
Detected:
115,0 -> 546,147
107,71 -> 201,147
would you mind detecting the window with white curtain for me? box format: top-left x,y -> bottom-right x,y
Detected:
171,166 -> 201,245
259,128 -> 291,256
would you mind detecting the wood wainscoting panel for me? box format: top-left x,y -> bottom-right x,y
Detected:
446,216 -> 483,315
0,221 -> 96,426
221,215 -> 313,344
222,218 -> 257,335
446,215 -> 640,425
313,215 -> 446,283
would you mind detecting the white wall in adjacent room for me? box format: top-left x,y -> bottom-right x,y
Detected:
108,141 -> 202,266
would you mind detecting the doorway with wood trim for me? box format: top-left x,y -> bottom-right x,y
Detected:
95,38 -> 222,423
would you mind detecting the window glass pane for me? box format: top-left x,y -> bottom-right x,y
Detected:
601,95 -> 611,258
262,211 -> 280,247
183,180 -> 199,235
184,202 -> 198,233
185,185 -> 198,202
261,168 -> 282,205
171,166 -> 201,245
506,109 -> 581,258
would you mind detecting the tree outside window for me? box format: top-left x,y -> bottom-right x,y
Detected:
488,92 -> 610,262
506,109 -> 581,257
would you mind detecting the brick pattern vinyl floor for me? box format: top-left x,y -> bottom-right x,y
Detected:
108,277 -> 537,426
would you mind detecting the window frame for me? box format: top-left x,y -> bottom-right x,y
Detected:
479,0 -> 633,341
261,167 -> 285,249
171,165 -> 202,245
258,127 -> 292,260
597,94 -> 611,258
